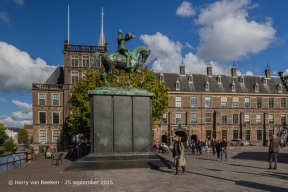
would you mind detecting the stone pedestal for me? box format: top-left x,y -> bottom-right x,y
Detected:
89,87 -> 154,154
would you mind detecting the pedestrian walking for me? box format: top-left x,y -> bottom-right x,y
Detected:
268,135 -> 280,170
191,140 -> 195,154
198,139 -> 203,156
216,139 -> 221,161
172,135 -> 186,175
220,137 -> 228,161
211,138 -> 216,156
204,140 -> 209,153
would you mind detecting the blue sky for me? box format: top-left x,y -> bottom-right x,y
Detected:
0,0 -> 288,127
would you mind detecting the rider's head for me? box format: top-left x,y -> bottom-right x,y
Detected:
118,29 -> 123,35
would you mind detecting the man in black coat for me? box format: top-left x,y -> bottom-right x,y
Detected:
268,135 -> 280,170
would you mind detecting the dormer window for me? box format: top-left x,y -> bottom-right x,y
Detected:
160,71 -> 164,82
240,75 -> 244,84
175,78 -> 180,91
231,81 -> 235,92
278,84 -> 282,93
205,80 -> 209,91
217,74 -> 221,84
262,77 -> 267,85
254,82 -> 259,93
188,73 -> 193,83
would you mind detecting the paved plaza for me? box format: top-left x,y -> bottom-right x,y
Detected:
0,146 -> 287,192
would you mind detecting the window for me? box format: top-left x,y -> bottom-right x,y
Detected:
53,130 -> 60,143
190,97 -> 197,107
256,114 -> 262,124
281,98 -> 286,109
39,94 -> 46,106
205,113 -> 211,124
257,98 -> 262,108
39,130 -> 46,143
269,98 -> 274,108
205,81 -> 209,90
281,114 -> 286,124
221,114 -> 227,124
232,83 -> 235,92
269,130 -> 274,137
245,98 -> 250,108
257,130 -> 262,141
269,114 -> 274,124
52,94 -> 59,106
72,72 -> 79,84
191,113 -> 197,124
205,97 -> 211,108
233,114 -> 238,124
176,113 -> 182,124
222,130 -> 227,140
246,130 -> 250,141
162,114 -> 167,124
233,130 -> 238,139
175,97 -> 182,107
221,102 -> 227,108
160,73 -> 164,82
82,56 -> 89,67
82,72 -> 86,80
53,112 -> 60,124
232,102 -> 238,108
176,80 -> 180,90
255,83 -> 259,92
71,55 -> 78,66
39,112 -> 46,124
245,114 -> 250,124
240,76 -> 244,84
206,130 -> 212,140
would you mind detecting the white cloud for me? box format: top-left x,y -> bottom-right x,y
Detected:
0,42 -> 56,92
194,0 -> 276,62
14,0 -> 24,5
284,69 -> 288,76
140,32 -> 228,74
176,1 -> 195,17
185,42 -> 194,49
0,100 -> 32,128
0,98 -> 8,103
244,71 -> 253,75
0,12 -> 9,23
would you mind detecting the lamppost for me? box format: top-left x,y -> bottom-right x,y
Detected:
243,121 -> 247,147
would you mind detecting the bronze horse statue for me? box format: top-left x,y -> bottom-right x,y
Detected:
89,46 -> 150,87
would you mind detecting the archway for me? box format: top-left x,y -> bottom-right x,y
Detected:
161,134 -> 169,144
175,131 -> 187,143
191,134 -> 197,142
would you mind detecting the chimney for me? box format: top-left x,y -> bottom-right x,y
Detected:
278,71 -> 284,80
105,42 -> 109,52
207,61 -> 212,77
231,62 -> 237,78
64,40 -> 69,49
180,60 -> 185,75
265,63 -> 271,79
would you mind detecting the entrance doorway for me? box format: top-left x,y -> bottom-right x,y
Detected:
191,134 -> 197,142
161,134 -> 169,144
175,131 -> 187,143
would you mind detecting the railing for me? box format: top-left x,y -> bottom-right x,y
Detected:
32,83 -> 68,90
0,149 -> 44,173
64,44 -> 107,52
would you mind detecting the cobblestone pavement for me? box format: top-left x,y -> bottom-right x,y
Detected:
0,146 -> 288,192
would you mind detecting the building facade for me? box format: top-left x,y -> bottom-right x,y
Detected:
31,41 -> 108,149
154,61 -> 288,146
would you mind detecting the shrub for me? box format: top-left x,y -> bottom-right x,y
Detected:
3,140 -> 16,151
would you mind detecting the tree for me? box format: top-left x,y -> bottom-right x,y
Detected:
0,123 -> 8,146
18,129 -> 28,144
67,66 -> 169,135
3,139 -> 16,151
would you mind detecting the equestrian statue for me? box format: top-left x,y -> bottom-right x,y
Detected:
89,29 -> 151,87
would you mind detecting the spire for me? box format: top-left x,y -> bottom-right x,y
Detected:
98,7 -> 106,46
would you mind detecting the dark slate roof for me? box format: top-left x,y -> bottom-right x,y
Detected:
156,72 -> 288,94
6,127 -> 21,132
44,66 -> 64,84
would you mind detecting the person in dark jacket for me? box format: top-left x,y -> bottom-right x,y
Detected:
220,138 -> 228,161
268,135 -> 280,170
216,139 -> 222,161
172,136 -> 186,175
210,138 -> 216,156
198,139 -> 203,156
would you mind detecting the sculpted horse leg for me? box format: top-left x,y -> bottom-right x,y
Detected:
135,69 -> 144,85
127,69 -> 133,88
107,69 -> 119,84
102,72 -> 110,87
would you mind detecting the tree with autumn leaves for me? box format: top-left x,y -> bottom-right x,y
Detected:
67,66 -> 169,136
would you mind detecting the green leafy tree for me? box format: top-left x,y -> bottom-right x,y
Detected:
0,123 -> 8,146
3,139 -> 16,151
67,66 -> 169,135
18,129 -> 28,144
30,135 -> 33,144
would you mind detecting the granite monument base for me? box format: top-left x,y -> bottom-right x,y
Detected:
66,87 -> 159,170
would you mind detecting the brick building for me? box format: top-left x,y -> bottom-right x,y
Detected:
154,61 -> 288,146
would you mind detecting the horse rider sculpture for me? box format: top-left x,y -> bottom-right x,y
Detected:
117,29 -> 136,69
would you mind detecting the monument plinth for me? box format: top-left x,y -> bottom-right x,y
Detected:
89,87 -> 154,154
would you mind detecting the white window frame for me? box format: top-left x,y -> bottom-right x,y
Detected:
191,113 -> 197,124
52,94 -> 59,106
71,55 -> 78,67
245,114 -> 250,124
52,112 -> 60,125
38,93 -> 46,106
39,130 -> 47,144
190,97 -> 197,107
71,72 -> 79,84
245,98 -> 250,108
268,114 -> 274,124
256,114 -> 262,124
82,55 -> 90,67
53,130 -> 60,143
205,97 -> 211,108
176,113 -> 182,124
175,96 -> 182,107
39,111 -> 46,124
